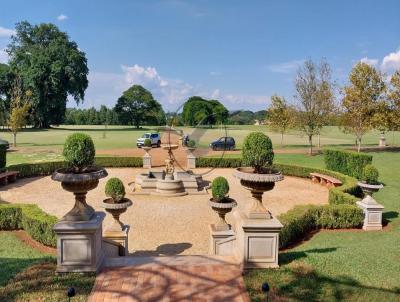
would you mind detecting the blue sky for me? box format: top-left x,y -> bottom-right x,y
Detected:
1,0 -> 400,112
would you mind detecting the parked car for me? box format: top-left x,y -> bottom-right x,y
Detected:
0,138 -> 9,150
209,137 -> 235,151
136,133 -> 161,148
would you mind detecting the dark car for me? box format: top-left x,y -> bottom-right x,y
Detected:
209,137 -> 235,151
0,139 -> 9,150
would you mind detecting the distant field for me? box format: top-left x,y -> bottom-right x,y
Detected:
1,125 -> 399,165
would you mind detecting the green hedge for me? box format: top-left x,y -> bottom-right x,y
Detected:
7,156 -> 143,178
324,149 -> 372,179
196,157 -> 361,205
0,204 -> 57,247
279,204 -> 364,248
0,144 -> 6,171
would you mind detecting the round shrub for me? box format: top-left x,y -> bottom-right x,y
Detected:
105,177 -> 126,202
62,133 -> 95,170
187,139 -> 196,148
144,138 -> 152,147
242,132 -> 274,173
362,164 -> 379,184
211,176 -> 229,201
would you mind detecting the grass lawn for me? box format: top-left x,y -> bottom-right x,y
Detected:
244,152 -> 400,302
0,232 -> 95,301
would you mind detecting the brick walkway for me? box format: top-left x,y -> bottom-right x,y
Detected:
88,255 -> 250,302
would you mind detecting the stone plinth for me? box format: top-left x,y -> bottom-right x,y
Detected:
103,225 -> 130,256
209,224 -> 236,256
53,212 -> 105,273
143,153 -> 152,169
379,136 -> 386,147
357,196 -> 384,231
233,210 -> 282,269
187,154 -> 196,169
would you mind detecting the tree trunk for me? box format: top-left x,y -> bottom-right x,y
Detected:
318,133 -> 321,148
13,133 -> 17,147
281,133 -> 284,146
308,135 -> 313,155
357,137 -> 361,152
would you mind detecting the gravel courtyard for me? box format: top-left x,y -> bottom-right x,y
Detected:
0,168 -> 328,255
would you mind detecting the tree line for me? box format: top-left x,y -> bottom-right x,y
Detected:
267,59 -> 400,153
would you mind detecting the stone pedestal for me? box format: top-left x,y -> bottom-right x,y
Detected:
209,224 -> 236,256
53,212 -> 105,273
103,225 -> 130,256
187,154 -> 196,169
357,196 -> 384,231
143,153 -> 152,169
233,210 -> 282,269
379,135 -> 386,147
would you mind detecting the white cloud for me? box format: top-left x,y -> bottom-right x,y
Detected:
209,71 -> 221,76
267,59 -> 304,73
381,50 -> 400,71
0,48 -> 9,63
360,57 -> 378,66
0,26 -> 15,38
57,14 -> 68,21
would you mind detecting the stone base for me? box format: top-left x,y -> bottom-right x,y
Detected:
379,137 -> 386,147
143,154 -> 152,169
209,224 -> 236,256
103,225 -> 130,256
187,154 -> 196,169
357,199 -> 384,231
233,210 -> 282,269
53,212 -> 105,273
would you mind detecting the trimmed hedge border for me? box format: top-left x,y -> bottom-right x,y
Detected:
324,149 -> 372,179
7,156 -> 143,178
0,204 -> 57,247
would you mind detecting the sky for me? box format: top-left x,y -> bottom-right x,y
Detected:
1,0 -> 400,112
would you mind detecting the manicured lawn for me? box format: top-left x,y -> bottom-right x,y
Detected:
244,152 -> 400,301
0,232 -> 95,301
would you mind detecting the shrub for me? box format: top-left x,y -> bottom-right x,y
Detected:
362,164 -> 379,184
0,144 -> 6,171
196,157 -> 242,168
62,133 -> 96,170
242,132 -> 274,173
105,177 -> 126,202
278,204 -> 363,248
187,139 -> 196,148
211,176 -> 230,201
0,204 -> 57,247
144,138 -> 152,147
94,156 -> 143,168
324,149 -> 372,179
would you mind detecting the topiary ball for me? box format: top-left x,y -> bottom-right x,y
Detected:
362,164 -> 379,185
144,138 -> 152,147
211,176 -> 230,201
105,177 -> 126,202
63,133 -> 95,170
242,132 -> 274,173
187,139 -> 196,148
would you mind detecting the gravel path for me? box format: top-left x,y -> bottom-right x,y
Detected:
0,168 -> 328,255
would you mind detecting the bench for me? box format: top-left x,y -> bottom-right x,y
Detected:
310,172 -> 342,188
0,171 -> 19,186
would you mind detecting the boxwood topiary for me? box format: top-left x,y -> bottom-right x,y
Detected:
144,138 -> 152,147
62,133 -> 95,170
362,164 -> 379,185
105,177 -> 126,202
187,139 -> 196,148
242,132 -> 274,173
211,176 -> 230,201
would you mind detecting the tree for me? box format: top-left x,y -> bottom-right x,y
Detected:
295,59 -> 335,155
267,95 -> 294,145
181,96 -> 228,126
386,70 -> 400,144
7,21 -> 88,128
114,85 -> 164,128
341,62 -> 385,152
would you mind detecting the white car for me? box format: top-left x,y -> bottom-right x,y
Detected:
136,133 -> 161,148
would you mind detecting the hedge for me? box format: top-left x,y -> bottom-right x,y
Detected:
324,149 -> 372,179
196,157 -> 242,168
7,156 -> 143,178
278,204 -> 364,248
0,144 -> 6,172
0,204 -> 57,247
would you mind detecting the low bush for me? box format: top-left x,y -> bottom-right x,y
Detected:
144,138 -> 152,147
63,133 -> 96,170
196,157 -> 242,168
94,156 -> 143,168
361,164 -> 379,185
279,204 -> 363,248
0,144 -> 6,171
211,176 -> 230,201
242,132 -> 274,172
324,149 -> 372,179
0,204 -> 57,247
187,139 -> 196,148
105,177 -> 126,202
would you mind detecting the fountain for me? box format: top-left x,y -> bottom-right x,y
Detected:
131,144 -> 206,196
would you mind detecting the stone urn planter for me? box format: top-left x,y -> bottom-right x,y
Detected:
358,181 -> 383,198
52,167 -> 108,222
209,198 -> 237,231
234,167 -> 283,219
143,146 -> 152,153
101,198 -> 133,233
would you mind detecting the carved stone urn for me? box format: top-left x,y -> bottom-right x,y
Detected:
101,198 -> 133,234
52,167 -> 108,221
234,167 -> 283,219
357,181 -> 383,204
209,198 -> 237,231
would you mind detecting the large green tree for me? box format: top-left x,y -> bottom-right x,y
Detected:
181,96 -> 228,126
267,95 -> 294,145
341,62 -> 385,152
114,85 -> 164,128
6,21 -> 89,128
0,63 -> 11,126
